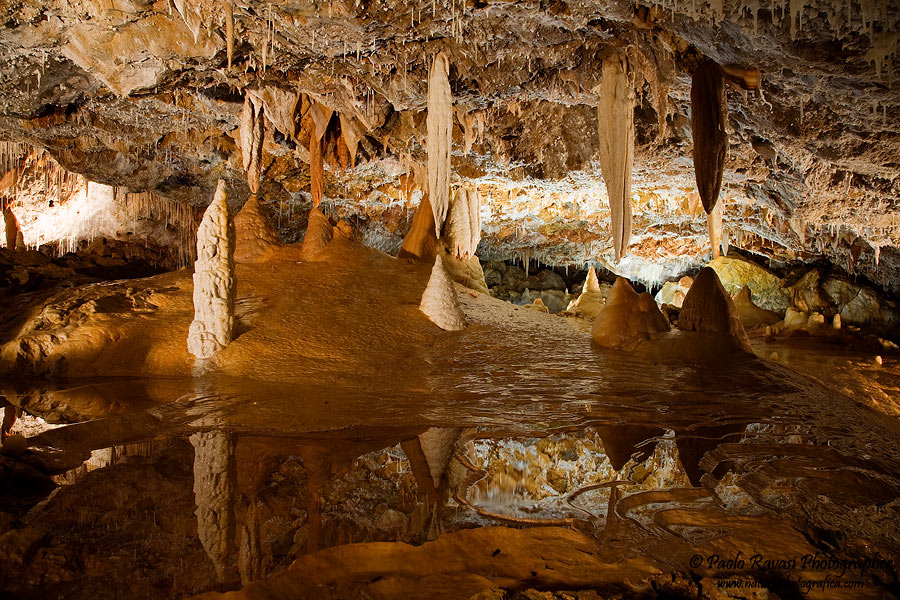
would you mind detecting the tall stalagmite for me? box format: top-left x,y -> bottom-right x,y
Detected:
597,55 -> 634,262
427,51 -> 453,236
420,255 -> 467,331
583,265 -> 601,294
707,201 -> 723,259
187,180 -> 236,360
691,60 -> 727,215
191,431 -> 237,583
240,96 -> 265,195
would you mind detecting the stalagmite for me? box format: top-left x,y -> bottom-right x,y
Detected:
240,96 -> 265,195
732,286 -> 780,329
417,427 -> 461,488
191,430 -> 237,583
427,51 -> 453,236
3,207 -> 20,249
445,186 -> 481,258
233,194 -> 279,263
399,194 -> 440,261
678,267 -> 752,352
300,207 -> 334,259
188,180 -> 236,360
583,265 -> 601,294
691,60 -> 727,215
419,255 -> 466,331
597,54 -> 634,262
591,277 -> 669,349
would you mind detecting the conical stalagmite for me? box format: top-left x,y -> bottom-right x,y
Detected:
592,277 -> 669,349
188,180 -> 236,360
598,55 -> 634,262
300,206 -> 334,259
399,194 -> 440,261
419,255 -> 466,331
240,96 -> 265,195
427,51 -> 452,237
691,60 -> 727,215
678,267 -> 752,351
233,195 -> 279,263
583,265 -> 601,294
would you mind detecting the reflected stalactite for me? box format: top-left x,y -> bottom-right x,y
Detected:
594,425 -> 664,471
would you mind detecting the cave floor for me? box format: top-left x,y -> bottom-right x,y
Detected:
2,238 -> 900,599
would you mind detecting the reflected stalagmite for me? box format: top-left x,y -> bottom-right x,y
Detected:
187,180 -> 235,360
597,55 -> 634,262
191,430 -> 237,583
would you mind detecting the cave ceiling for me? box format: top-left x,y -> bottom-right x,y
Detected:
0,0 -> 898,287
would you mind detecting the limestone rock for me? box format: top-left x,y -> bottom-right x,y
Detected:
187,181 -> 235,360
591,277 -> 669,349
732,286 -> 780,329
786,269 -> 833,314
442,252 -> 489,295
419,256 -> 466,331
784,307 -> 809,329
524,298 -> 550,313
679,267 -> 751,351
707,256 -> 790,314
233,195 -> 279,263
3,207 -> 20,250
61,14 -> 218,96
654,276 -> 693,308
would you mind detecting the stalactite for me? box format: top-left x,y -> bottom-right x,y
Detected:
445,185 -> 481,258
310,121 -> 324,207
707,201 -> 723,259
338,114 -> 361,168
225,0 -> 234,70
417,428 -> 461,488
691,59 -> 727,215
240,96 -> 265,195
597,54 -> 634,262
188,180 -> 235,360
427,51 -> 453,236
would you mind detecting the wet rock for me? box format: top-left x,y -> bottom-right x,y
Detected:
786,269 -> 833,315
732,286 -> 780,329
707,256 -> 790,314
0,526 -> 45,567
822,277 -> 900,333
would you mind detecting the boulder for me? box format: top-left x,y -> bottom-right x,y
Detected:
707,256 -> 790,314
732,286 -> 781,329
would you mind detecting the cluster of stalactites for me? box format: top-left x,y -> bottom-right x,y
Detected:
445,185 -> 481,259
597,54 -> 635,263
187,180 -> 236,361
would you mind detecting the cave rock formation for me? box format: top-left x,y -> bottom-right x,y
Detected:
419,255 -> 467,331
